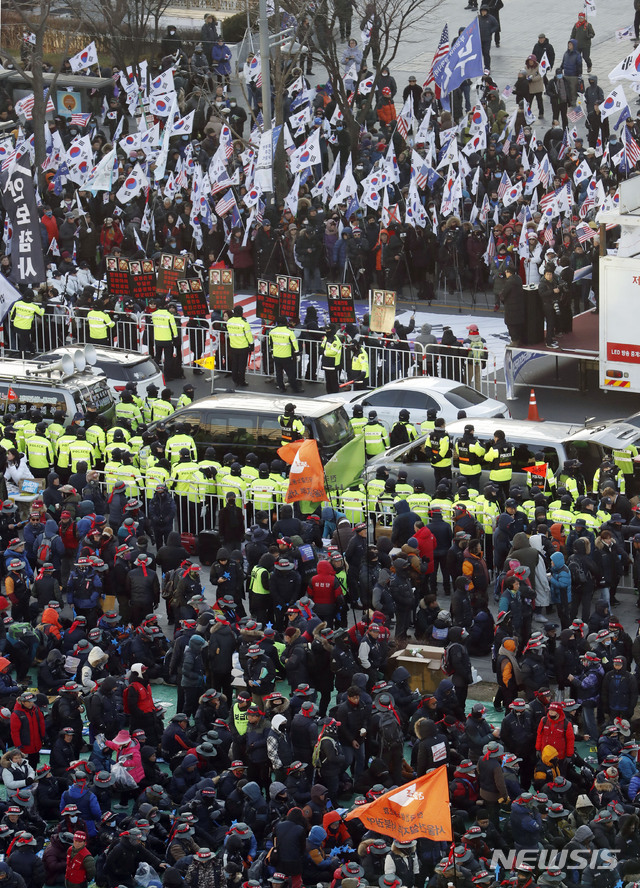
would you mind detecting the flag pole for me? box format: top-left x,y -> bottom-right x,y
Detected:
322,463 -> 359,630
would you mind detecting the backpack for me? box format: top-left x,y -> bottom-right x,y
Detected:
7,622 -> 37,644
568,555 -> 587,586
442,643 -> 458,676
36,535 -> 53,567
378,709 -> 403,749
161,568 -> 180,601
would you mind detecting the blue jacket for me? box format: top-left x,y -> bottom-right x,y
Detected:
61,783 -> 102,835
549,552 -> 571,605
34,520 -> 66,571
67,567 -> 102,609
3,547 -> 33,581
573,664 -> 604,706
510,799 -> 543,849
618,750 -> 638,788
562,42 -> 583,76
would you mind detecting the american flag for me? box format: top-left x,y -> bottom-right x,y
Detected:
70,113 -> 91,127
502,85 -> 514,99
497,171 -> 511,200
516,127 -> 526,146
15,91 -> 55,121
576,222 -> 596,243
482,231 -> 496,266
557,130 -> 570,160
256,199 -> 266,227
214,189 -> 236,218
502,138 -> 511,156
625,126 -> 640,167
543,225 -> 554,244
424,25 -> 449,98
579,194 -> 595,218
567,107 -> 584,124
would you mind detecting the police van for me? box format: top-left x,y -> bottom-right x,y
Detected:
47,346 -> 164,398
0,348 -> 115,423
365,418 -> 610,493
147,392 -> 354,464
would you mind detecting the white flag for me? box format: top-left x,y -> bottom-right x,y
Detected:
539,52 -> 551,75
289,128 -> 321,174
609,45 -> 640,82
329,157 -> 358,208
600,86 -> 628,121
116,163 -> 149,204
284,172 -> 301,217
150,69 -> 175,96
573,159 -> 592,186
171,110 -> 195,136
81,148 -> 116,193
69,42 -> 98,73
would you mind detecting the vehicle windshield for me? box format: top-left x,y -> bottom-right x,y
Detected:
313,407 -> 354,448
98,359 -> 158,382
444,385 -> 488,408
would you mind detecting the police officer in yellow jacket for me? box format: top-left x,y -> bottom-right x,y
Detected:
115,392 -> 143,431
87,302 -> 115,344
350,405 -> 368,435
484,429 -> 513,501
278,403 -> 306,445
320,324 -> 342,394
349,337 -> 369,390
151,303 -> 178,376
11,290 -> 44,354
176,384 -> 195,410
429,418 -> 453,484
363,410 -> 389,458
25,423 -> 54,478
268,315 -> 302,393
455,423 -> 486,491
226,305 -> 254,388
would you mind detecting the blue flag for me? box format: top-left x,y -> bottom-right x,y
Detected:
433,19 -> 484,95
345,194 -> 359,220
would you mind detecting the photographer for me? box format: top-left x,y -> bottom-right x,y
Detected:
537,264 -> 561,349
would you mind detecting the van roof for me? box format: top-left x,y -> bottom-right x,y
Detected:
445,418 -> 585,443
0,356 -> 105,388
177,392 -> 347,419
48,347 -> 151,368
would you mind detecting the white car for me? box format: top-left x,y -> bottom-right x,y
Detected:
319,377 -> 509,429
48,347 -> 164,398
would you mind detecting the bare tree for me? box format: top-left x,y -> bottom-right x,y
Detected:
0,0 -> 78,169
66,0 -> 173,73
311,0 -> 445,149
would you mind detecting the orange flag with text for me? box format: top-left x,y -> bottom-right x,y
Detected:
277,438 -> 326,503
345,765 -> 452,841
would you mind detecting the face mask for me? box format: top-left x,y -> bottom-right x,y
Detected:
70,817 -> 78,823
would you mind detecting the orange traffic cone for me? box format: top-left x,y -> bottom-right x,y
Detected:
527,388 -> 543,422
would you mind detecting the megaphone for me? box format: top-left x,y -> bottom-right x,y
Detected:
73,350 -> 86,373
32,354 -> 75,378
83,344 -> 97,367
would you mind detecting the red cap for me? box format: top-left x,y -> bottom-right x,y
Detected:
73,831 -> 87,842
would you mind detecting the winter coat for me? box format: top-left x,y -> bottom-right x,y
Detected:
10,702 -> 46,754
536,713 -> 575,759
549,551 -> 571,605
60,783 -> 102,836
510,800 -> 543,849
561,41 -> 583,77
181,635 -> 207,688
601,663 -> 638,717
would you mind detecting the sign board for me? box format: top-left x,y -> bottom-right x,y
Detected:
176,278 -> 209,318
369,289 -> 396,334
599,255 -> 640,391
327,283 -> 356,324
277,274 -> 301,321
157,253 -> 186,296
257,279 -> 280,324
209,268 -> 234,313
106,257 -> 156,303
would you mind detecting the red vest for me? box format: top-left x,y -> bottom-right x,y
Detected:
130,680 -> 155,713
66,845 -> 92,885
